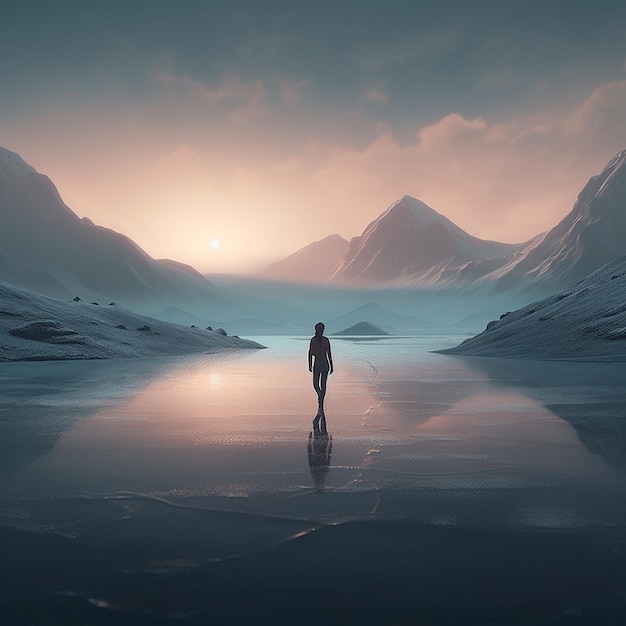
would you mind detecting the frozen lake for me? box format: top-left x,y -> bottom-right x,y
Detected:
1,336 -> 626,624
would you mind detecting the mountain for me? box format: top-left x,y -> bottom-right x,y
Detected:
262,234 -> 349,282
478,149 -> 626,294
330,196 -> 522,284
0,146 -> 220,312
268,151 -> 626,298
437,255 -> 626,360
0,279 -> 262,361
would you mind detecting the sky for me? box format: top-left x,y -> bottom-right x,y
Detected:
1,0 -> 626,274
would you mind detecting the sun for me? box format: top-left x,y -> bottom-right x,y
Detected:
209,238 -> 221,250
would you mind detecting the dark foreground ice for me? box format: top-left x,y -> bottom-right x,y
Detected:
1,336 -> 626,625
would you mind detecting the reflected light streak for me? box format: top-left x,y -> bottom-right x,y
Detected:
415,390 -> 609,475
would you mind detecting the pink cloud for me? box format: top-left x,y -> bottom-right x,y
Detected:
155,65 -> 269,123
3,77 -> 626,273
287,81 -> 626,246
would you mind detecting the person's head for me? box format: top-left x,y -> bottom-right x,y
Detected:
314,322 -> 325,336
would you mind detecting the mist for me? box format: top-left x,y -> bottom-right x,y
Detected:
157,274 -> 533,338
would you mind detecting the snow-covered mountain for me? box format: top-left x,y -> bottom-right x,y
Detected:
263,234 -> 349,282
0,146 -> 220,312
478,149 -> 626,294
330,196 -> 521,284
0,279 -> 262,361
268,151 -> 626,298
438,255 -> 626,360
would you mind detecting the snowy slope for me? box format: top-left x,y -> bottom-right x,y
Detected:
263,234 -> 349,282
438,256 -> 626,361
331,196 -> 521,284
0,280 -> 263,361
480,150 -> 626,294
0,146 -> 220,312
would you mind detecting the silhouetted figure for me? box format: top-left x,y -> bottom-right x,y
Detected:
308,431 -> 333,493
308,322 -> 333,434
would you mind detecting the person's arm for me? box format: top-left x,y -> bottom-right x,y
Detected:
327,339 -> 334,374
308,340 -> 313,372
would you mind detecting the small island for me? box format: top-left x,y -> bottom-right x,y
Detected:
333,321 -> 390,336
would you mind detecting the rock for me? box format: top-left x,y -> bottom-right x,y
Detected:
9,320 -> 81,343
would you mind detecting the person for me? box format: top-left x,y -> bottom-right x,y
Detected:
308,322 -> 333,434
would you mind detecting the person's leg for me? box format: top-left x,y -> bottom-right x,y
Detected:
318,371 -> 328,411
313,370 -> 322,405
318,370 -> 329,432
313,370 -> 322,432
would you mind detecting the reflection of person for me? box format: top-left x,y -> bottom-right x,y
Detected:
308,322 -> 333,434
308,431 -> 333,493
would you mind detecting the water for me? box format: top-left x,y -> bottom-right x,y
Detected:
1,336 -> 626,624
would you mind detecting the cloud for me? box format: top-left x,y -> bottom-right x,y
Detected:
154,66 -> 269,123
153,145 -> 203,170
361,87 -> 389,104
279,77 -> 306,105
113,77 -> 626,269
280,80 -> 626,245
565,80 -> 626,141
4,71 -> 626,273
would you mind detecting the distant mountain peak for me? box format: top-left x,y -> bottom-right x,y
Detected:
262,233 -> 349,282
332,194 -> 519,284
318,233 -> 348,244
604,149 -> 626,169
595,149 -> 626,199
378,195 -> 443,227
575,148 -> 626,207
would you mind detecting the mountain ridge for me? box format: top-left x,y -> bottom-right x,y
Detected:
0,146 -> 220,313
330,195 -> 522,284
263,233 -> 349,282
268,150 -> 626,297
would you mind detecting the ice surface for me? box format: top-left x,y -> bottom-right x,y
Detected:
1,336 -> 626,623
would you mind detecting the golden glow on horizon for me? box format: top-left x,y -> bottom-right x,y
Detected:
1,2 -> 625,276
6,80 -> 626,274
